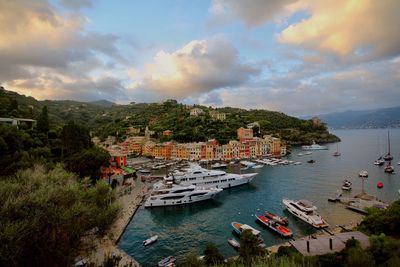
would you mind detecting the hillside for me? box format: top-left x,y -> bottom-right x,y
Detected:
314,106 -> 400,129
0,87 -> 339,145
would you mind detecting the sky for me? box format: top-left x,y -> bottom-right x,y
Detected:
1,0 -> 400,116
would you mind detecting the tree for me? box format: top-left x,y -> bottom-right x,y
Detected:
62,121 -> 92,156
0,165 -> 119,267
37,105 -> 49,134
65,147 -> 110,183
203,243 -> 224,266
239,229 -> 265,264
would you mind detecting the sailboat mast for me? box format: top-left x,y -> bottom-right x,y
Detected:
388,131 -> 391,155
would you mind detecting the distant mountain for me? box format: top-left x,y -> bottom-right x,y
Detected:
313,106 -> 400,129
90,99 -> 116,107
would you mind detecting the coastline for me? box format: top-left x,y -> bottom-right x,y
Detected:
77,179 -> 149,266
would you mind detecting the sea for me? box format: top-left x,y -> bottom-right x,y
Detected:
118,129 -> 400,266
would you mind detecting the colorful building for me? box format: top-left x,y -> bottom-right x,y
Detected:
237,127 -> 253,140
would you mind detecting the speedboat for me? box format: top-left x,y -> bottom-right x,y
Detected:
358,170 -> 368,178
282,198 -> 329,228
227,238 -> 240,250
143,235 -> 158,246
231,222 -> 265,245
255,215 -> 293,237
264,212 -> 289,226
154,163 -> 257,190
342,180 -> 352,190
297,153 -> 303,156
302,141 -> 328,150
158,256 -> 176,267
145,184 -> 222,208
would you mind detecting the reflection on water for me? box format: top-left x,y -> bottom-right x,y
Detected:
119,129 -> 400,266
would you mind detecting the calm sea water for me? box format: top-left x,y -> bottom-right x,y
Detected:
119,129 -> 400,266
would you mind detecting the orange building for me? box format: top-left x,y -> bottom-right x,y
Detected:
237,127 -> 253,141
163,130 -> 173,136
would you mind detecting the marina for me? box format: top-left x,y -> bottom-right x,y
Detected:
118,129 -> 400,266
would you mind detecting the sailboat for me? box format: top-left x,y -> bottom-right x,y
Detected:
384,161 -> 394,173
332,143 -> 341,157
383,131 -> 393,161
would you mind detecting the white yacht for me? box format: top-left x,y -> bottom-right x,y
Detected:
282,198 -> 329,228
145,184 -> 222,208
301,141 -> 328,150
154,164 -> 257,190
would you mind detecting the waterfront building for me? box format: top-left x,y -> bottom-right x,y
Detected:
151,142 -> 173,159
109,149 -> 127,168
186,142 -> 203,160
209,111 -> 226,121
172,144 -> 190,160
142,141 -> 156,156
265,135 -> 283,156
237,127 -> 253,140
190,107 -> 204,116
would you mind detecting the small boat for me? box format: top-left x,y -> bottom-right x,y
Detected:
140,169 -> 151,174
374,157 -> 385,166
307,159 -> 315,163
377,182 -> 383,188
231,222 -> 265,245
264,212 -> 289,226
342,180 -> 352,190
358,170 -> 368,178
255,215 -> 293,237
227,238 -> 240,250
158,256 -> 176,267
211,162 -> 227,169
252,165 -> 263,169
328,189 -> 342,202
305,152 -> 312,155
297,153 -> 303,156
384,162 -> 394,173
143,235 -> 158,246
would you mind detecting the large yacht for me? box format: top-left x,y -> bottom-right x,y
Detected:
153,163 -> 257,190
301,141 -> 328,150
144,184 -> 222,208
282,198 -> 328,228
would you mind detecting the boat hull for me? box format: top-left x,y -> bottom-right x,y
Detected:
282,199 -> 328,229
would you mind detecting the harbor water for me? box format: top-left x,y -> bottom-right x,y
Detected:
119,129 -> 400,266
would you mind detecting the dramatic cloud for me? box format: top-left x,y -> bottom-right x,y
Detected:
128,38 -> 260,102
279,0 -> 400,60
0,0 -> 126,102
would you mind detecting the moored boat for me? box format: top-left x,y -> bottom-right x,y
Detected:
328,189 -> 342,202
231,222 -> 265,245
255,215 -> 293,237
227,238 -> 240,250
143,235 -> 158,246
342,180 -> 352,190
307,159 -> 315,163
282,198 -> 329,229
158,256 -> 176,267
383,131 -> 393,161
302,141 -> 328,150
384,162 -> 394,173
358,170 -> 368,178
374,156 -> 385,166
264,212 -> 289,226
332,143 -> 341,157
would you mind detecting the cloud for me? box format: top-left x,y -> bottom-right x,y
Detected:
0,0 -> 127,102
199,58 -> 400,116
128,37 -> 260,102
207,0 -> 303,28
279,0 -> 400,60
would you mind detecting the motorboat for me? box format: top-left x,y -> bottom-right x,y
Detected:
144,184 -> 222,208
153,163 -> 257,190
302,141 -> 328,150
297,153 -> 303,156
304,152 -> 312,155
264,212 -> 289,226
143,235 -> 158,246
255,215 -> 293,237
282,198 -> 329,228
342,180 -> 352,190
252,165 -> 263,169
231,222 -> 265,245
158,256 -> 176,267
227,238 -> 240,250
307,159 -> 315,163
328,190 -> 342,202
374,157 -> 385,166
358,170 -> 368,178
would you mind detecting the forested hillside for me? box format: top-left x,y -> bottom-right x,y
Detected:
0,87 -> 338,144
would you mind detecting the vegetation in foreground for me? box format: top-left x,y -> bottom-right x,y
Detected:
0,165 -> 119,267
